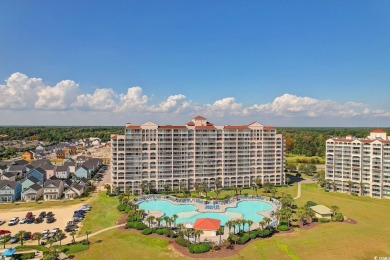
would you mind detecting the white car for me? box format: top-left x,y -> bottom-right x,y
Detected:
51,228 -> 60,234
8,217 -> 19,226
19,218 -> 27,224
42,229 -> 49,235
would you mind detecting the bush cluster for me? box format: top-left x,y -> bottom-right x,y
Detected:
332,213 -> 344,222
188,243 -> 211,254
277,225 -> 290,231
126,221 -> 147,230
141,228 -> 153,235
156,228 -> 168,235
175,237 -> 190,247
318,218 -> 330,223
116,204 -> 127,212
237,233 -> 250,245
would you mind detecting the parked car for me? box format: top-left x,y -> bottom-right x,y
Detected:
19,218 -> 28,224
39,211 -> 46,218
23,232 -> 32,240
65,225 -> 77,232
46,212 -> 54,218
10,236 -> 19,243
35,217 -> 43,224
26,217 -> 35,224
8,217 -> 19,226
51,228 -> 60,234
0,219 -> 5,225
46,217 -> 55,223
25,212 -> 33,219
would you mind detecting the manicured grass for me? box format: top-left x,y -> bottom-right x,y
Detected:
59,242 -> 89,255
0,196 -> 92,210
76,184 -> 390,259
78,191 -> 123,235
73,228 -> 181,260
285,154 -> 325,164
15,245 -> 49,253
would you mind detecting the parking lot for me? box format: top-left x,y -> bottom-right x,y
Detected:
0,202 -> 88,244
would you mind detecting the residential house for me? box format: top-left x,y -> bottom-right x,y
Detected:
0,164 -> 7,174
0,180 -> 22,202
1,172 -> 17,181
7,165 -> 27,180
64,161 -> 76,173
56,150 -> 65,159
21,183 -> 43,202
43,180 -> 64,200
55,165 -> 70,179
21,151 -> 34,162
76,156 -> 88,166
75,166 -> 90,179
12,159 -> 29,166
30,159 -> 51,168
26,168 -> 46,182
41,165 -> 55,179
64,182 -> 85,199
311,205 -> 333,219
63,179 -> 73,189
21,176 -> 41,191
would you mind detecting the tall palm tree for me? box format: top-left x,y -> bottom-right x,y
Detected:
172,214 -> 178,228
2,234 -> 10,249
285,177 -> 291,185
306,208 -> 316,224
125,186 -> 132,199
297,207 -> 307,226
184,228 -> 192,243
70,231 -> 76,244
330,205 -> 339,215
270,187 -> 277,198
331,181 -> 337,192
241,219 -> 246,232
251,183 -> 258,195
177,223 -> 185,235
217,227 -> 224,245
247,220 -> 254,233
284,209 -> 293,227
85,230 -> 91,244
17,230 -> 26,246
55,231 -> 64,246
263,217 -> 271,227
347,180 -> 353,194
231,219 -> 238,234
163,216 -> 170,228
359,181 -> 365,196
146,215 -> 155,228
163,184 -> 170,194
32,232 -> 42,246
156,217 -> 162,227
259,220 -> 266,230
255,177 -> 262,189
225,220 -> 233,234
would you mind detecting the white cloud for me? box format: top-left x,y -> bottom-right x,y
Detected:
35,80 -> 79,110
73,88 -> 117,111
117,86 -> 148,112
150,94 -> 190,113
205,97 -> 243,117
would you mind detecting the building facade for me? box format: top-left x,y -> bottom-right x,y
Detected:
325,129 -> 390,198
111,116 -> 284,194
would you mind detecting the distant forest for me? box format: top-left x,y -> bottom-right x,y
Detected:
0,126 -> 388,158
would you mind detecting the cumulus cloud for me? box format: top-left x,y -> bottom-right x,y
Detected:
1,72 -> 389,124
73,88 -> 117,111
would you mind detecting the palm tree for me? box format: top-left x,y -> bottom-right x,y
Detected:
238,187 -> 243,195
32,232 -> 42,246
215,189 -> 221,200
17,230 -> 26,246
172,214 -> 178,228
259,220 -> 266,230
70,231 -> 76,244
146,215 -> 155,228
270,187 -> 277,198
163,216 -> 170,228
55,231 -> 64,246
125,186 -> 132,199
163,184 -> 170,194
2,234 -> 10,249
285,177 -> 291,185
85,230 -> 91,244
217,227 -> 224,245
230,234 -> 239,245
184,228 -> 192,243
194,229 -> 203,243
347,180 -> 353,194
247,220 -> 253,233
195,183 -> 202,197
255,177 -> 262,189
331,181 -> 337,192
231,186 -> 238,196
359,181 -> 365,196
330,205 -> 339,215
306,208 -> 316,224
251,183 -> 258,195
263,217 -> 271,227
297,207 -> 307,226
177,223 -> 185,234
225,220 -> 233,234
241,219 -> 246,232
156,217 -> 162,227
231,219 -> 238,234
284,209 -> 293,227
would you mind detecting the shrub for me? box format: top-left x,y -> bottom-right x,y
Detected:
249,231 -> 258,239
351,192 -> 358,196
125,222 -> 133,229
319,218 -> 330,223
188,243 -> 212,254
277,225 -> 289,231
175,237 -> 190,247
332,213 -> 344,222
237,233 -> 250,245
156,228 -> 168,235
141,228 -> 153,235
133,222 -> 148,230
117,204 -> 127,212
305,201 -> 317,207
258,228 -> 273,238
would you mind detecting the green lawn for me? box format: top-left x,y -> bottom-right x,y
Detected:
59,242 -> 89,255
74,229 -> 181,260
78,191 -> 123,235
74,184 -> 390,259
0,196 -> 92,210
285,154 -> 325,164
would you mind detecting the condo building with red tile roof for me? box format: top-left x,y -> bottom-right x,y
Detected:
111,116 -> 284,194
326,129 -> 390,198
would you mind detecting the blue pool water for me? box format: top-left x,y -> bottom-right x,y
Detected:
138,199 -> 272,225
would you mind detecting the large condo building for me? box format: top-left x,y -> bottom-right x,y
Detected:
111,116 -> 284,194
325,129 -> 390,198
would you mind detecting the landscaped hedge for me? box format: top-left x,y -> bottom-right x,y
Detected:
156,228 -> 169,235
141,228 -> 153,235
277,225 -> 290,231
188,243 -> 212,254
319,218 -> 330,223
257,228 -> 273,238
237,233 -> 250,245
249,231 -> 257,239
175,237 -> 190,247
332,213 -> 344,222
126,221 -> 147,230
117,204 -> 127,212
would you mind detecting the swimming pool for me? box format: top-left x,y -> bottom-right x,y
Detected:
138,199 -> 272,225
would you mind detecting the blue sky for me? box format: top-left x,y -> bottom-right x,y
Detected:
0,1 -> 389,126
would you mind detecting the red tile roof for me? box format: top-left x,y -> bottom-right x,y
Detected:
224,125 -> 249,129
158,125 -> 187,129
126,125 -> 141,129
194,115 -> 207,120
263,126 -> 274,130
372,128 -> 386,133
193,218 -> 221,231
186,121 -> 195,126
195,126 -> 216,130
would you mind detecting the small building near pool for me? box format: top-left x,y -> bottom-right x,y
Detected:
310,205 -> 333,219
193,218 -> 221,236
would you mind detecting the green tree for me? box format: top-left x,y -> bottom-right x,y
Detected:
2,234 -> 10,249
85,230 -> 91,244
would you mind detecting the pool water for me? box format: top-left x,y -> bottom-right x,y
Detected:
138,199 -> 272,225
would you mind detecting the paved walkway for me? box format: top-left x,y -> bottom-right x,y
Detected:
294,179 -> 316,200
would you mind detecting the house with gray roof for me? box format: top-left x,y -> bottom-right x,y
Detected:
1,172 -> 17,181
43,179 -> 64,200
7,165 -> 27,179
21,176 -> 41,191
0,180 -> 22,202
55,165 -> 70,179
22,183 -> 43,202
64,182 -> 85,199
